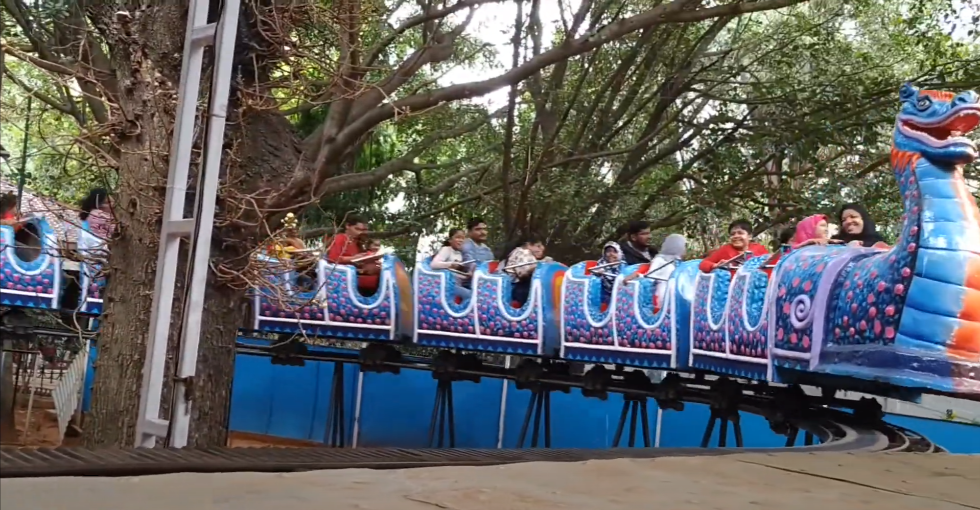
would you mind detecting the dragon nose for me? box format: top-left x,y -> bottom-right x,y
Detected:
952,90 -> 979,106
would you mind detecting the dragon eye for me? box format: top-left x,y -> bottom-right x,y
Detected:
916,97 -> 931,110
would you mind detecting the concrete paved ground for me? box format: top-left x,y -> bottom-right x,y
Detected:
1,453 -> 977,510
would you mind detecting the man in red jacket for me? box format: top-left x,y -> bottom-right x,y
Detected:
698,219 -> 769,273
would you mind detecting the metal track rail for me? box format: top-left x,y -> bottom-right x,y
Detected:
0,436 -> 892,479
0,390 -> 932,479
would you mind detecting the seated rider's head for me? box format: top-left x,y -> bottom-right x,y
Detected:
444,229 -> 466,251
602,242 -> 621,263
79,188 -> 111,220
660,234 -> 687,260
792,215 -> 829,245
344,214 -> 369,240
838,204 -> 868,236
727,220 -> 753,251
777,226 -> 796,246
626,220 -> 651,249
523,235 -> 546,260
467,217 -> 488,243
365,238 -> 381,252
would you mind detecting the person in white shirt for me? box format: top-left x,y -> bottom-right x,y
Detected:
647,234 -> 687,310
430,228 -> 471,301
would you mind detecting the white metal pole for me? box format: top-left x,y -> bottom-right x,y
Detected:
351,370 -> 365,448
168,0 -> 242,448
135,0 -> 211,448
654,408 -> 663,447
496,356 -> 511,449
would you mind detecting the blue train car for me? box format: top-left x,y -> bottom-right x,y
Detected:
0,217 -> 62,310
414,259 -> 565,356
251,255 -> 414,341
2,84 -> 978,401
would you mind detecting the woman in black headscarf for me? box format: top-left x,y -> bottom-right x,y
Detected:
832,203 -> 889,249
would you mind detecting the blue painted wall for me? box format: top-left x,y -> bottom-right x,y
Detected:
885,414 -> 979,454
357,371 -> 503,448
228,340 -> 359,443
226,355 -> 810,448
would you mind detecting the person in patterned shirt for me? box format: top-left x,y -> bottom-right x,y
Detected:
502,235 -> 550,306
79,188 -> 115,241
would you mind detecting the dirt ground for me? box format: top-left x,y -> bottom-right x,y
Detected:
2,453 -> 978,510
0,397 -> 80,448
2,399 -> 318,448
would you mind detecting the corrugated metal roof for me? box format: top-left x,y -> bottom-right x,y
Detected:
0,179 -> 79,244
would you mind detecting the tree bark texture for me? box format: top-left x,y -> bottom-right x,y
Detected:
82,2 -> 303,447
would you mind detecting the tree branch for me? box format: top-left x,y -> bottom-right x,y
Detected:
329,0 -> 809,165
1,66 -> 79,118
363,0 -> 505,69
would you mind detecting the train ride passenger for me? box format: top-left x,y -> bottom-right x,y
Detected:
326,215 -> 380,295
360,237 -> 383,277
620,220 -> 658,265
791,214 -> 832,248
698,219 -> 769,273
832,203 -> 889,249
0,192 -> 23,230
430,228 -> 472,301
648,234 -> 687,309
461,217 -> 494,276
596,241 -> 624,301
765,214 -> 832,267
772,225 -> 796,251
363,238 -> 382,254
503,235 -> 548,306
79,188 -> 115,241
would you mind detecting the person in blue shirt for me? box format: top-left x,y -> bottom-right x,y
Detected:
460,217 -> 494,277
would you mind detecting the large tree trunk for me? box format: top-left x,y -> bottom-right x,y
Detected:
83,0 -> 304,446
185,266 -> 248,446
81,2 -> 193,447
83,149 -> 172,447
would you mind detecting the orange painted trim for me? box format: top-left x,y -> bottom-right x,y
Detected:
920,89 -> 956,102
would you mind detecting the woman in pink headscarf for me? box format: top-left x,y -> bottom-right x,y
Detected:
791,214 -> 831,248
765,214 -> 833,269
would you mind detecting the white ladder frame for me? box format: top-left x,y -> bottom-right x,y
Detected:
135,0 -> 241,448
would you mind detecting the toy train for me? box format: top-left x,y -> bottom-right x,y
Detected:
2,84 -> 979,399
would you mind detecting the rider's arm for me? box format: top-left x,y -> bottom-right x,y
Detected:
429,246 -> 457,270
698,246 -> 729,273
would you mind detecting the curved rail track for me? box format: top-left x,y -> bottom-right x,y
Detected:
0,386 -> 940,479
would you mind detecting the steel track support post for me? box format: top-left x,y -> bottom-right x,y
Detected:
135,0 -> 241,448
427,378 -> 456,448
785,426 -> 800,447
324,361 -> 346,447
426,351 -> 479,448
699,377 -> 744,448
515,384 -> 552,448
612,395 -> 652,448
